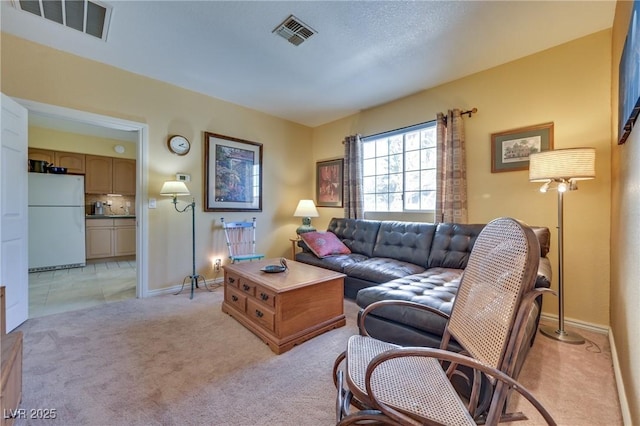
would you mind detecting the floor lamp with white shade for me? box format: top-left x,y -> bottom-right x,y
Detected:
529,148 -> 596,344
160,180 -> 211,300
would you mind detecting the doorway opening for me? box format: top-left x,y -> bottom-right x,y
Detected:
17,98 -> 149,318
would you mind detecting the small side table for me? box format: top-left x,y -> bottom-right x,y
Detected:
289,237 -> 301,260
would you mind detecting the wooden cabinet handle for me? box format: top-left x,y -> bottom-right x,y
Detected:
228,277 -> 235,284
231,295 -> 238,302
243,284 -> 250,291
255,310 -> 264,318
260,292 -> 269,301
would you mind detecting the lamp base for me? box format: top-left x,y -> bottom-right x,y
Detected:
174,273 -> 211,299
296,225 -> 316,235
539,324 -> 585,344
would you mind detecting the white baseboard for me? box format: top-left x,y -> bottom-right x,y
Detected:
145,277 -> 223,297
609,331 -> 633,426
540,313 -> 632,425
539,312 -> 608,334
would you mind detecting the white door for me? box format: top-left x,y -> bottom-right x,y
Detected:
1,94 -> 29,331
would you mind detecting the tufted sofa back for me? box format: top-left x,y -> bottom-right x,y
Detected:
327,218 -> 381,257
326,218 -> 550,272
427,223 -> 486,269
372,221 -> 437,268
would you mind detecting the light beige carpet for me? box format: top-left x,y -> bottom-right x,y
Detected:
14,289 -> 622,425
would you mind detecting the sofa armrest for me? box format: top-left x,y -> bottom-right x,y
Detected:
359,299 -> 449,337
536,257 -> 552,288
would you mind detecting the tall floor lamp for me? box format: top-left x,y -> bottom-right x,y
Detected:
160,181 -> 210,300
529,148 -> 596,344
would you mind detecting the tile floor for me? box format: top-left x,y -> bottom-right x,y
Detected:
28,259 -> 136,318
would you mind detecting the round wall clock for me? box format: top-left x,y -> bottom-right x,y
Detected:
168,135 -> 190,155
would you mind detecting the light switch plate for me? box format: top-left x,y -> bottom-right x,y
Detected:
149,198 -> 156,209
176,173 -> 191,182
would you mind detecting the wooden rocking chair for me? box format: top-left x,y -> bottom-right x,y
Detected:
333,217 -> 557,425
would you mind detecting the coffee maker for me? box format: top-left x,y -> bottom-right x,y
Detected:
94,201 -> 105,216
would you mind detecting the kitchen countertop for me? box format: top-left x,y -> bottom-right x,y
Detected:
86,215 -> 136,219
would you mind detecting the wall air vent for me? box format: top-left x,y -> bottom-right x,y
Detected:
272,15 -> 316,46
13,0 -> 112,41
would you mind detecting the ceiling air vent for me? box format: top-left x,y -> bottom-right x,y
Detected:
273,15 -> 316,46
14,0 -> 112,41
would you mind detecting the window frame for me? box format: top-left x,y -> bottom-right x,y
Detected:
362,120 -> 437,213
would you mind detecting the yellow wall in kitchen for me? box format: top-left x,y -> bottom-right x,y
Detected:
29,126 -> 137,160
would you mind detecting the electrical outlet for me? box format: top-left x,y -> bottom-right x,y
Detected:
106,200 -> 112,206
214,259 -> 222,272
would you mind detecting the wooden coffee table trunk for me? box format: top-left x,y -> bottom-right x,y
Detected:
222,259 -> 346,354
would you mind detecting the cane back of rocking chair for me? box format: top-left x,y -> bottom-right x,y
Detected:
447,217 -> 540,372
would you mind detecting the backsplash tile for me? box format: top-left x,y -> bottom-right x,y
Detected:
85,194 -> 135,216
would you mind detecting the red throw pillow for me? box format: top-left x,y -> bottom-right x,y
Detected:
300,231 -> 351,258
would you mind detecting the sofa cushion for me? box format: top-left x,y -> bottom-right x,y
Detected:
427,223 -> 485,269
344,257 -> 426,283
372,221 -> 437,268
300,231 -> 351,258
327,218 -> 381,257
295,252 -> 368,273
356,268 -> 464,336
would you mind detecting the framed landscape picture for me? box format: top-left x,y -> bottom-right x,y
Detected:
316,159 -> 343,208
490,122 -> 554,173
204,132 -> 262,212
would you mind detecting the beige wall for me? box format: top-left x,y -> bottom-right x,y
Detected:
611,1 -> 639,423
313,30 -> 612,330
2,34 -> 313,290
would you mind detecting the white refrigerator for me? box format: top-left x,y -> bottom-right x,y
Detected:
28,173 -> 86,272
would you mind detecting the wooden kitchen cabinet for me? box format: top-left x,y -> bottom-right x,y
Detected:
114,218 -> 136,256
85,155 -> 135,195
28,149 -> 85,174
86,218 -> 135,259
86,219 -> 115,259
112,158 -> 136,195
54,151 -> 85,174
28,148 -> 55,164
85,155 -> 113,194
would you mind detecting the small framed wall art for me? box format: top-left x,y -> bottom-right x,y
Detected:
316,158 -> 343,208
204,132 -> 263,212
490,122 -> 554,173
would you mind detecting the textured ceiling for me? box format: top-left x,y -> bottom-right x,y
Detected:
2,1 -> 616,129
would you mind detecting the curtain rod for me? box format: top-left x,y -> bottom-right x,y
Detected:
461,107 -> 478,117
355,107 -> 478,141
441,107 -> 477,125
